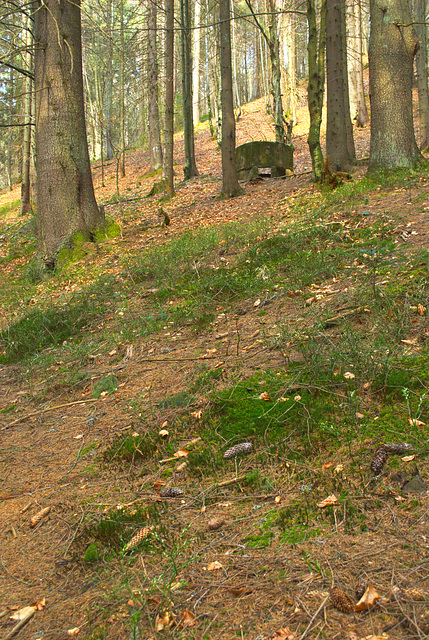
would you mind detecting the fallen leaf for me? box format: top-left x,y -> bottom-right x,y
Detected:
344,371 -> 355,379
265,627 -> 297,639
178,608 -> 196,628
409,418 -> 426,426
67,628 -> 80,636
159,429 -> 169,437
154,611 -> 176,631
354,584 -> 382,612
401,454 -> 415,462
293,395 -> 301,401
73,434 -> 84,440
418,303 -> 427,315
174,448 -> 189,458
401,339 -> 416,345
274,495 -> 282,503
334,464 -> 344,473
362,635 -> 389,640
356,412 -> 365,419
259,391 -> 271,401
227,586 -> 253,596
190,409 -> 203,419
254,298 -> 261,307
176,462 -> 187,471
322,462 -> 333,470
207,560 -> 223,571
317,494 -> 340,508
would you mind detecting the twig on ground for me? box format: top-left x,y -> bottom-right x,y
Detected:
1,399 -> 97,431
299,594 -> 329,640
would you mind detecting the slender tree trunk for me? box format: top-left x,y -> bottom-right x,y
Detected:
251,22 -> 260,100
192,0 -> 201,125
414,0 -> 429,150
34,0 -> 104,266
369,0 -> 424,171
20,11 -> 33,215
105,0 -> 113,160
355,0 -> 369,127
326,0 -> 355,171
148,0 -> 163,172
163,0 -> 175,197
181,0 -> 199,178
220,0 -> 241,197
119,0 -> 125,177
231,2 -> 242,119
306,0 -> 326,181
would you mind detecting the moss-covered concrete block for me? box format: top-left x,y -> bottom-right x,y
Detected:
235,141 -> 294,180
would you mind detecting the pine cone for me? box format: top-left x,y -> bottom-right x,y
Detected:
124,526 -> 154,552
30,506 -> 51,528
355,580 -> 366,600
208,516 -> 226,531
329,587 -> 355,613
371,447 -> 388,475
382,442 -> 414,455
224,442 -> 253,459
159,487 -> 184,498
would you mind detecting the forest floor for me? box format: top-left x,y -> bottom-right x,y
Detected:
1,96 -> 429,640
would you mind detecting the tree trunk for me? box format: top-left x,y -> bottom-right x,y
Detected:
119,0 -> 126,178
355,0 -> 369,127
220,0 -> 241,197
20,11 -> 33,215
413,0 -> 429,150
306,0 -> 326,181
192,0 -> 201,125
148,0 -> 163,172
105,0 -> 113,160
326,0 -> 355,171
181,0 -> 199,179
34,0 -> 104,266
163,0 -> 175,197
369,0 -> 424,171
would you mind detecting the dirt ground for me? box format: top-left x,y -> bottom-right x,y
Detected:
1,97 -> 429,640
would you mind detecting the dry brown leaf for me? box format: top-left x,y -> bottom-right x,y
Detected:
174,448 -> 189,458
67,628 -> 80,636
401,339 -> 416,345
227,586 -> 253,596
418,303 -> 427,315
178,608 -> 196,628
317,494 -> 340,508
354,584 -> 382,611
362,635 -> 389,640
274,495 -> 282,503
401,454 -> 415,462
334,463 -> 344,473
259,391 -> 271,401
190,409 -> 203,419
409,418 -> 425,426
322,462 -> 333,470
159,429 -> 169,437
265,627 -> 297,639
207,560 -> 223,571
154,611 -> 176,631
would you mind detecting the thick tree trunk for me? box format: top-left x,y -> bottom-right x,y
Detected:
306,0 -> 326,181
163,0 -> 175,197
326,0 -> 355,171
148,0 -> 163,172
34,0 -> 104,265
181,0 -> 199,179
369,0 -> 424,171
220,0 -> 241,197
414,0 -> 429,151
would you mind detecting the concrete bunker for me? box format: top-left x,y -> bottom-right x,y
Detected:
235,141 -> 294,180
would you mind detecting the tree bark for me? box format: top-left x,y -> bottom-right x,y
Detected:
369,0 -> 424,171
355,0 -> 369,127
413,0 -> 429,150
20,10 -> 33,216
220,0 -> 242,197
181,0 -> 199,179
192,0 -> 201,125
306,0 -> 326,181
34,0 -> 104,266
105,0 -> 113,160
326,0 -> 355,171
119,0 -> 126,177
163,0 -> 175,197
148,0 -> 163,172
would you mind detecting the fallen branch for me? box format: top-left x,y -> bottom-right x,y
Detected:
4,607 -> 35,640
299,594 -> 329,640
1,399 -> 97,431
